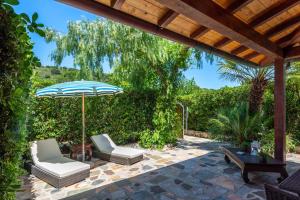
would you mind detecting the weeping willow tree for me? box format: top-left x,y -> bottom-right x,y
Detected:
45,19 -> 214,147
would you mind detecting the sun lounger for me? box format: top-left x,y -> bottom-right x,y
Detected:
91,134 -> 144,165
30,138 -> 90,188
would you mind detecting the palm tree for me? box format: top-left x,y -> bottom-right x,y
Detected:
209,102 -> 265,146
218,60 -> 273,114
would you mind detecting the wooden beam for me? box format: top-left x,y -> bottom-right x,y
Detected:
190,0 -> 252,41
284,46 -> 300,61
234,17 -> 300,56
213,37 -> 231,48
58,0 -> 260,68
226,0 -> 254,13
156,0 -> 283,58
158,10 -> 179,28
243,51 -> 259,60
274,58 -> 286,162
111,0 -> 125,9
190,26 -> 209,39
277,26 -> 300,48
231,46 -> 248,55
249,0 -> 300,28
264,15 -> 300,38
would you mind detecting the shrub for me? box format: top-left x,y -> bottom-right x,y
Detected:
208,102 -> 267,147
0,2 -> 42,198
260,130 -> 296,155
179,85 -> 249,131
28,79 -> 158,146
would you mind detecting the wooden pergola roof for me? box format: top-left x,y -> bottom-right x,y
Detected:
59,0 -> 300,67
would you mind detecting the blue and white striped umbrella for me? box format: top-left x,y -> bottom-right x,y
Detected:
36,80 -> 123,97
36,80 -> 123,162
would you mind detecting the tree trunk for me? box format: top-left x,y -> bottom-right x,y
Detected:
249,78 -> 268,114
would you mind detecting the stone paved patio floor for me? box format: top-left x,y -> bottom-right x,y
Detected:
17,136 -> 300,200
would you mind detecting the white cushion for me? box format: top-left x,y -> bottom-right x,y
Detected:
91,134 -> 116,153
30,138 -> 90,178
31,139 -> 62,163
111,147 -> 144,158
91,134 -> 144,158
35,156 -> 90,178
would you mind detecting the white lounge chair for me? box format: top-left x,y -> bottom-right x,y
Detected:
91,134 -> 144,165
30,138 -> 90,188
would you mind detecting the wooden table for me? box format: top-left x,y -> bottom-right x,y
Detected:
221,147 -> 288,183
70,144 -> 93,161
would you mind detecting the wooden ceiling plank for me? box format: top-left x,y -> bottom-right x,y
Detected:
213,37 -> 231,48
158,9 -> 179,28
264,14 -> 300,38
243,51 -> 260,60
249,0 -> 300,28
58,0 -> 260,67
231,45 -> 248,55
190,26 -> 209,39
284,46 -> 300,61
155,0 -> 283,58
111,0 -> 125,9
226,0 -> 254,13
234,15 -> 300,56
276,26 -> 300,48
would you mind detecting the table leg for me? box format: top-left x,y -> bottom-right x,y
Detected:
224,155 -> 230,164
242,170 -> 250,183
278,168 -> 289,183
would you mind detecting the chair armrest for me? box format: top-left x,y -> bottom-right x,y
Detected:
265,184 -> 300,200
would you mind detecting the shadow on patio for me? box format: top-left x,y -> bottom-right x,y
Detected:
18,137 -> 300,200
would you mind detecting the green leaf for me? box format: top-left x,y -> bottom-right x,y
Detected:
28,25 -> 34,32
37,23 -> 44,27
4,0 -> 19,5
32,12 -> 38,22
20,13 -> 31,23
36,28 -> 45,37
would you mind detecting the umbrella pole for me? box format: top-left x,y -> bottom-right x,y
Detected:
82,93 -> 85,162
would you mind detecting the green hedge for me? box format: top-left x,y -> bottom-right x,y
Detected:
28,76 -> 157,145
263,78 -> 300,141
179,85 -> 249,131
179,80 -> 300,143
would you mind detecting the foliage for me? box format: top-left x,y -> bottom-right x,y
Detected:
0,0 -> 43,198
263,77 -> 300,143
45,19 -> 216,148
260,130 -> 296,155
208,102 -> 268,146
218,60 -> 273,114
28,68 -> 157,146
179,85 -> 250,131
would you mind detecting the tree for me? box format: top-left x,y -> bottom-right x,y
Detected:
208,102 -> 266,147
218,60 -> 273,114
45,19 -> 214,147
0,0 -> 44,198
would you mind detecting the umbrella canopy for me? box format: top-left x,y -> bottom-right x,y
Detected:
36,80 -> 123,162
36,80 -> 123,97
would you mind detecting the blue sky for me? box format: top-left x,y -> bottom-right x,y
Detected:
15,0 -> 238,89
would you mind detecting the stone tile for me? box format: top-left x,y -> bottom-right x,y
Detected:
92,179 -> 105,186
143,165 -> 153,171
132,191 -> 154,200
181,183 -> 193,190
104,170 -> 114,175
173,163 -> 185,170
149,175 -> 169,184
150,185 -> 166,194
18,136 -> 300,200
207,176 -> 236,191
174,179 -> 182,185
